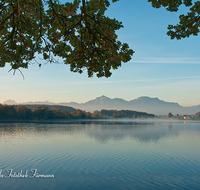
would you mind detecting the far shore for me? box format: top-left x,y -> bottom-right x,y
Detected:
0,118 -> 199,124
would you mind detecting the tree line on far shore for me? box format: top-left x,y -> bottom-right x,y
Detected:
0,104 -> 155,120
165,112 -> 200,120
0,105 -> 102,120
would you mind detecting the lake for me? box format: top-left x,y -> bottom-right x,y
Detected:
0,119 -> 200,190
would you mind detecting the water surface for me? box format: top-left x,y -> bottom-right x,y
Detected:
0,119 -> 200,190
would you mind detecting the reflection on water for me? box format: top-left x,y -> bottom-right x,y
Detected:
0,120 -> 200,190
0,120 -> 181,142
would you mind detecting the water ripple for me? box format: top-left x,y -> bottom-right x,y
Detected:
0,121 -> 200,190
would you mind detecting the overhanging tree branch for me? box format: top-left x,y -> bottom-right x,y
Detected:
1,0 -> 134,77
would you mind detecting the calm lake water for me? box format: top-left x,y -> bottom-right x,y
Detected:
0,119 -> 200,190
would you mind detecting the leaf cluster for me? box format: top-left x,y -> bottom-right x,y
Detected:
148,0 -> 200,39
148,0 -> 192,11
0,0 -> 134,77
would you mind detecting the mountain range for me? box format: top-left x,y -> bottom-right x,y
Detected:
3,96 -> 200,115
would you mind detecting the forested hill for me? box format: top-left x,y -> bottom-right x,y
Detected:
21,104 -> 76,113
0,104 -> 101,120
100,110 -> 155,119
0,104 -> 155,120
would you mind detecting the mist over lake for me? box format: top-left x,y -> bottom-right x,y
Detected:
0,119 -> 200,190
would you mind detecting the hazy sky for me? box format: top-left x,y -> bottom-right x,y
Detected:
1,0 -> 200,107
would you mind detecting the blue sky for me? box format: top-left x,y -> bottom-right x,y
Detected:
1,0 -> 200,107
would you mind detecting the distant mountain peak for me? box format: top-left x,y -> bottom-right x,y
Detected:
3,96 -> 199,115
137,96 -> 158,100
137,96 -> 148,100
95,95 -> 110,100
3,99 -> 18,105
22,100 -> 55,105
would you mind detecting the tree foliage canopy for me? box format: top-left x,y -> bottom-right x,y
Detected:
0,0 -> 134,77
148,0 -> 200,39
194,111 -> 200,120
0,0 -> 199,77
